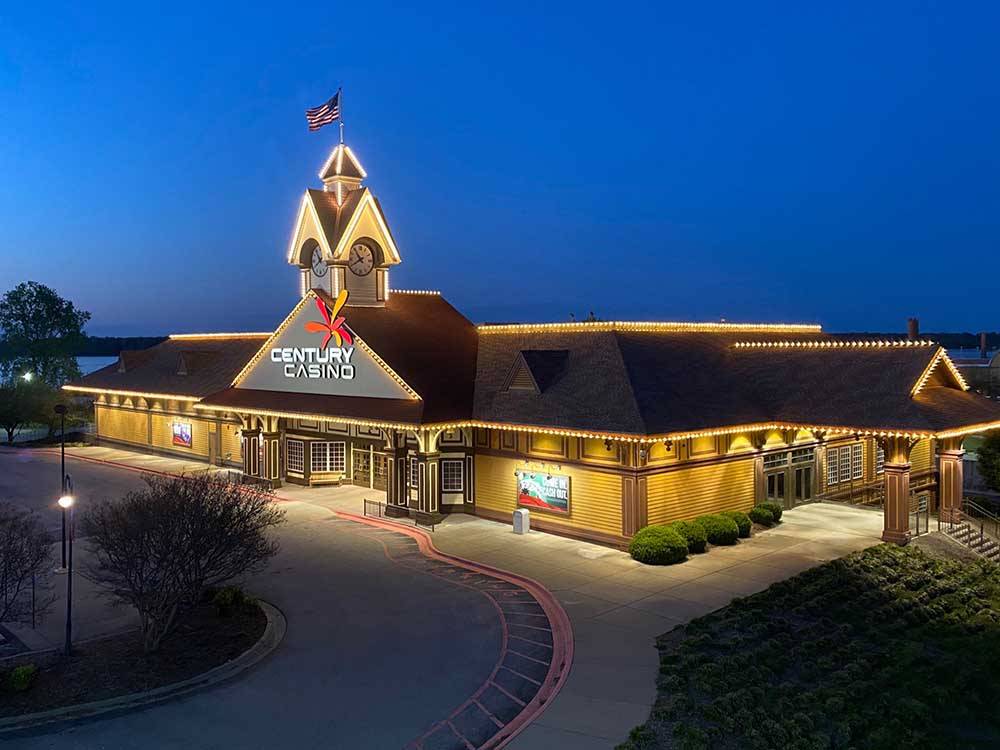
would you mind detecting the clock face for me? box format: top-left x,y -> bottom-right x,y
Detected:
310,247 -> 328,277
348,242 -> 375,277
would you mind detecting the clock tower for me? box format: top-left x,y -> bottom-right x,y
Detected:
287,142 -> 401,307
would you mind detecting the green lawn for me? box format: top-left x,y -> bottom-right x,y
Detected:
618,544 -> 1000,750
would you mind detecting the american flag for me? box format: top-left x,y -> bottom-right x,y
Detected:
305,90 -> 341,132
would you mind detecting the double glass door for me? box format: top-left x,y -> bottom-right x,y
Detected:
764,449 -> 816,508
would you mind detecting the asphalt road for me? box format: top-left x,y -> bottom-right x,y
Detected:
0,448 -> 148,534
1,451 -> 507,749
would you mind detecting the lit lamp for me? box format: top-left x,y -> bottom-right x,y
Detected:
57,492 -> 75,656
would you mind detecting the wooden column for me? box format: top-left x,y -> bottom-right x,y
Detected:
415,453 -> 440,512
879,436 -> 916,545
242,427 -> 260,477
261,432 -> 281,486
387,435 -> 409,507
938,438 -> 965,524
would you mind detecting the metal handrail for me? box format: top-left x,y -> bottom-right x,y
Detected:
942,497 -> 1000,550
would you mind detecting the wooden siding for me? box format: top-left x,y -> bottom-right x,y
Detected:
647,457 -> 755,525
151,414 -> 209,457
910,438 -> 932,473
475,454 -> 623,537
95,405 -> 147,446
221,423 -> 242,463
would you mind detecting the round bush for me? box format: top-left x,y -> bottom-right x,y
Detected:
697,514 -> 740,545
760,501 -> 783,523
748,505 -> 775,526
670,519 -> 708,553
720,510 -> 752,538
628,525 -> 689,565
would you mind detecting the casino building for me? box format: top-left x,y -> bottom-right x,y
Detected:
67,141 -> 1000,548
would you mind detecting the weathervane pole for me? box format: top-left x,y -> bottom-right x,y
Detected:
339,87 -> 344,145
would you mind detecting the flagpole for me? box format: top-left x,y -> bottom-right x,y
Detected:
339,87 -> 344,145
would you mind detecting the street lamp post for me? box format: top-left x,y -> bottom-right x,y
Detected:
58,492 -> 75,656
54,404 -> 68,568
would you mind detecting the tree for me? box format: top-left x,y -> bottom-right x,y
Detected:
977,432 -> 1000,493
0,282 -> 91,388
0,379 -> 57,444
82,473 -> 285,652
0,502 -> 54,624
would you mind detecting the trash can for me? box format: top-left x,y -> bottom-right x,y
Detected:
513,508 -> 530,535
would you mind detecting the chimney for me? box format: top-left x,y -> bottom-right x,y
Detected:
981,332 -> 989,360
907,317 -> 920,341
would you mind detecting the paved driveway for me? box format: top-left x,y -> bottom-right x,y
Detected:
2,447 -> 886,749
0,452 -> 524,750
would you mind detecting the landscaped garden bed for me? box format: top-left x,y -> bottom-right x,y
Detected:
617,544 -> 1000,749
628,503 -> 782,565
0,593 -> 266,718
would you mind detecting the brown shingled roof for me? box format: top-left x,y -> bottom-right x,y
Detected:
68,335 -> 270,398
322,290 -> 478,422
474,330 -> 1000,436
308,187 -> 365,252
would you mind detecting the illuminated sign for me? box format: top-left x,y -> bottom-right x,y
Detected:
273,290 -> 356,380
172,422 -> 192,448
517,471 -> 570,514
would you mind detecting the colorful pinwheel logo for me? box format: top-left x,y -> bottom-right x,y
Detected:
304,289 -> 353,349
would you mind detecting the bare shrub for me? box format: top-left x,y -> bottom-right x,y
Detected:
82,473 -> 284,652
0,502 -> 53,624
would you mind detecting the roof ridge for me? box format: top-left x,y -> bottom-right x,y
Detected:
168,332 -> 271,339
732,339 -> 937,349
478,321 -> 823,334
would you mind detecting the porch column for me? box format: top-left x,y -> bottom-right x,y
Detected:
387,432 -> 408,507
416,452 -> 441,513
261,432 -> 281,486
880,436 -> 915,545
938,438 -> 965,524
241,427 -> 261,476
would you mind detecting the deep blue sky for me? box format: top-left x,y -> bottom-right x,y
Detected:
2,2 -> 998,336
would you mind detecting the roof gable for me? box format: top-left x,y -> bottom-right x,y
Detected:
233,290 -> 418,401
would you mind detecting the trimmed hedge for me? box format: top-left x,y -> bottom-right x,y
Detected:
697,514 -> 739,546
760,501 -> 783,523
720,510 -> 752,538
748,505 -> 775,525
670,519 -> 708,554
629,525 -> 689,565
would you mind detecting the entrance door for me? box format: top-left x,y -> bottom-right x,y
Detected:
372,452 -> 388,491
765,471 -> 786,505
352,448 -> 370,488
794,466 -> 813,504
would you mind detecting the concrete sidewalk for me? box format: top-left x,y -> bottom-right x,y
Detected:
426,504 -> 883,749
45,445 -> 885,748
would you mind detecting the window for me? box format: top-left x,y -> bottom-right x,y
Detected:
764,452 -> 788,469
851,443 -> 863,480
311,441 -> 345,473
408,456 -> 419,488
286,439 -> 304,473
828,443 -> 862,486
441,459 -> 464,492
876,445 -> 885,475
791,448 -> 815,465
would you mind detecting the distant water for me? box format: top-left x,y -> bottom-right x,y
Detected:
77,356 -> 118,375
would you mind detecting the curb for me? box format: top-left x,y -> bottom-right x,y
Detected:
335,511 -> 574,750
0,601 -> 286,737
